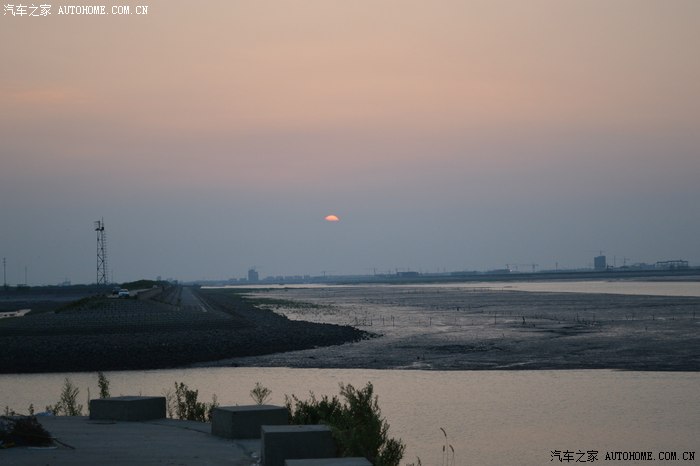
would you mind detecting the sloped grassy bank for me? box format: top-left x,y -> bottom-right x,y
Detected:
0,287 -> 369,374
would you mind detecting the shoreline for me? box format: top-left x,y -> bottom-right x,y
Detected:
0,287 -> 368,374
216,285 -> 700,373
2,284 -> 699,374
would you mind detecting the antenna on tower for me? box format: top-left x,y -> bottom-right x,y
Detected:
94,218 -> 108,285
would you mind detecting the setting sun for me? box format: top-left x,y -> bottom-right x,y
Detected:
324,214 -> 340,222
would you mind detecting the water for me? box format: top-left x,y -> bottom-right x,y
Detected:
217,279 -> 700,297
1,368 -> 697,465
2,281 -> 699,463
443,280 -> 700,297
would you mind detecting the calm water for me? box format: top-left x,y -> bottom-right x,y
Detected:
1,368 -> 698,465
445,280 -> 700,297
220,279 -> 700,297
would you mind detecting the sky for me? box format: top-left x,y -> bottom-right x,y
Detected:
1,1 -> 699,284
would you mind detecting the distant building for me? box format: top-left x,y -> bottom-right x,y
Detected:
247,268 -> 259,283
484,269 -> 511,275
655,260 -> 689,270
594,255 -> 607,270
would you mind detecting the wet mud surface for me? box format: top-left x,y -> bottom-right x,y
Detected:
208,286 -> 700,371
2,284 -> 697,373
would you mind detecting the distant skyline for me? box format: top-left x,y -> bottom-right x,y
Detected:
0,243 -> 692,285
2,1 -> 699,285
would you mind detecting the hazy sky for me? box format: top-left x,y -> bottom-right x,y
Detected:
2,1 -> 699,284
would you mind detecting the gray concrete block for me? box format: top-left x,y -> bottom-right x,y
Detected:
262,425 -> 337,466
285,458 -> 372,466
89,396 -> 166,421
211,404 -> 288,439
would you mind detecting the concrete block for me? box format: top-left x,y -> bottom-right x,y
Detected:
262,424 -> 337,466
211,404 -> 288,439
285,458 -> 372,466
89,396 -> 166,421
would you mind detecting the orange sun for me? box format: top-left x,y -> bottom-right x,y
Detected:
324,214 -> 340,222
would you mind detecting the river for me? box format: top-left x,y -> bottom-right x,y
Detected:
1,368 -> 697,465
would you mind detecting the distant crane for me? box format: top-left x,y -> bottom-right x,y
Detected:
511,263 -> 539,273
612,255 -> 630,268
522,263 -> 539,273
587,249 -> 606,257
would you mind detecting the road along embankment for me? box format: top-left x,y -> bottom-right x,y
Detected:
0,287 -> 369,374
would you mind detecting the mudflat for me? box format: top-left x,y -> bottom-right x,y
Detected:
1,284 -> 698,373
207,285 -> 700,371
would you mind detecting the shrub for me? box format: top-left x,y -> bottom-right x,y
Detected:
46,378 -> 83,416
2,416 -> 53,446
97,372 -> 111,399
286,392 -> 343,425
168,382 -> 218,422
250,382 -> 272,405
286,382 -> 405,466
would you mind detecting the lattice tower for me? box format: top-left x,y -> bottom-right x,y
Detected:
95,219 -> 107,285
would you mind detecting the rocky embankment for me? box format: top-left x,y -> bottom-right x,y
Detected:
0,287 -> 368,374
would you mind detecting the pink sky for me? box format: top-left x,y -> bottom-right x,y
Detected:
1,1 -> 699,283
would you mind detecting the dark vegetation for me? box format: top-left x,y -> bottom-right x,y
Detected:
45,378 -> 83,416
119,279 -> 169,290
286,382 -> 405,466
4,375 -> 405,466
244,295 -> 329,309
250,381 -> 272,405
0,285 -> 106,316
164,382 -> 219,422
54,295 -> 104,314
0,415 -> 52,448
0,286 -> 368,373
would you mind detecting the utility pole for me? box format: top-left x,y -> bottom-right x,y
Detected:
2,257 -> 6,287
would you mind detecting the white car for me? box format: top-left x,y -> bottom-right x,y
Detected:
117,289 -> 130,298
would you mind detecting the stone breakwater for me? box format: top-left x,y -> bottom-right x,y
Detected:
0,287 -> 368,374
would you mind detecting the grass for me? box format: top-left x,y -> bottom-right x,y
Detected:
53,295 -> 104,314
120,279 -> 168,290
